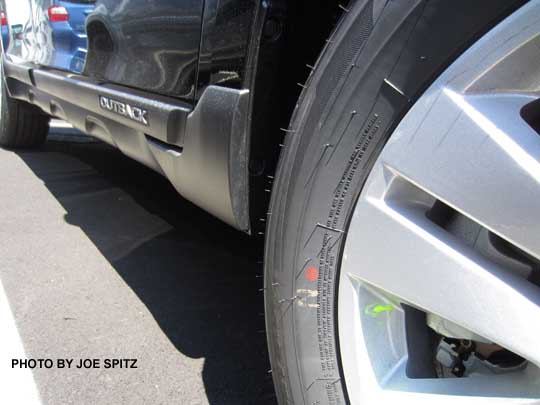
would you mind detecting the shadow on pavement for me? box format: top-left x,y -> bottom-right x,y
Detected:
15,135 -> 276,405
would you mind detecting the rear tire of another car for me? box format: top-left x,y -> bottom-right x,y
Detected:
0,66 -> 49,148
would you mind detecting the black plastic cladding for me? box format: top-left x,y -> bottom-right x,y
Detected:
3,57 -> 251,232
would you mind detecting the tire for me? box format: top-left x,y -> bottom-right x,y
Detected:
264,1 -> 527,404
0,67 -> 49,148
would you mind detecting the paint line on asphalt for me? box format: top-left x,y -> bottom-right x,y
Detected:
0,279 -> 41,404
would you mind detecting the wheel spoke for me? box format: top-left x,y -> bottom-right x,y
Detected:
380,91 -> 540,260
382,359 -> 540,404
343,193 -> 540,366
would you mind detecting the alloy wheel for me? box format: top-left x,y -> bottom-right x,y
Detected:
338,2 -> 540,403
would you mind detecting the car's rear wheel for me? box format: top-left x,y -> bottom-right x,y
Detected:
0,63 -> 49,148
264,0 -> 539,404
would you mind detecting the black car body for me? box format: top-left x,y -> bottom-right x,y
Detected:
0,0 -> 332,233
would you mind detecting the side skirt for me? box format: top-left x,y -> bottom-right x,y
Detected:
3,57 -> 251,232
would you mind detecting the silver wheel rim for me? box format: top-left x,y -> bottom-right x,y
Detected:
338,2 -> 540,404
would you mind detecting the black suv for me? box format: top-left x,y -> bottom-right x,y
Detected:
2,1 -> 538,404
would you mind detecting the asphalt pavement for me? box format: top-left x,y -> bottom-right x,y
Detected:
0,122 -> 275,404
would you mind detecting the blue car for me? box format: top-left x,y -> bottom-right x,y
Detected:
0,11 -> 8,50
37,0 -> 95,73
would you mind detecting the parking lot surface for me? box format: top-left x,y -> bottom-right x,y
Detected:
0,124 -> 275,404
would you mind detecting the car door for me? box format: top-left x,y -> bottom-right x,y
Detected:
2,0 -> 205,102
83,0 -> 205,101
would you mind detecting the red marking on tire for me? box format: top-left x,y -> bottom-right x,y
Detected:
306,266 -> 319,281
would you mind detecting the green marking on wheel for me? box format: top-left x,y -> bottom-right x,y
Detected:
364,303 -> 394,318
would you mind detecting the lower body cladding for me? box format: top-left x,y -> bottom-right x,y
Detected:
2,56 -> 251,232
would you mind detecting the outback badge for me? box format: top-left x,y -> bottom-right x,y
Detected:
99,96 -> 149,126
